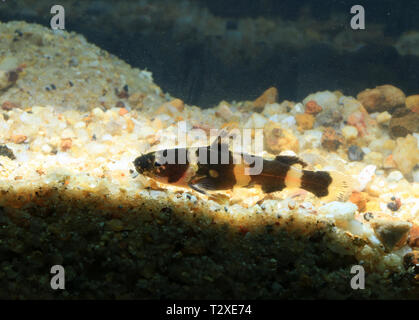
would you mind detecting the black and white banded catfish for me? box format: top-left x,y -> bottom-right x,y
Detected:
133,135 -> 353,202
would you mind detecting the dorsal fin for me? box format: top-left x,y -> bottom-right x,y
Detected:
274,155 -> 307,167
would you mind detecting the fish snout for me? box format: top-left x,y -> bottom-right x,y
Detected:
133,153 -> 156,174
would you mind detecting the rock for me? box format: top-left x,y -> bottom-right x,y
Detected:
125,118 -> 134,133
244,113 -> 268,128
0,70 -> 18,90
347,111 -> 367,136
41,144 -> 52,154
215,101 -> 234,121
355,164 -> 376,192
342,125 -> 358,141
357,85 -> 406,113
365,176 -> 388,197
368,138 -> 388,152
371,218 -> 411,251
408,224 -> 419,248
0,56 -> 20,90
347,145 -> 364,161
340,96 -> 364,120
304,100 -> 322,115
387,197 -> 402,212
376,111 -> 391,125
303,91 -> 348,129
383,139 -> 396,151
253,87 -> 278,111
92,107 -> 105,118
280,115 -> 296,127
406,95 -> 419,112
60,138 -> 72,151
303,91 -> 338,111
128,92 -> 145,108
386,170 -> 404,182
389,107 -> 419,138
10,134 -> 27,144
118,107 -> 129,116
0,144 -> 16,159
295,113 -> 314,130
264,121 -> 299,154
262,102 -> 288,117
1,101 -> 18,111
157,98 -> 184,115
393,134 -> 419,175
303,91 -> 341,127
349,191 -> 367,212
383,154 -> 396,169
168,98 -> 184,112
321,127 -> 344,151
364,151 -> 383,167
318,201 -> 357,222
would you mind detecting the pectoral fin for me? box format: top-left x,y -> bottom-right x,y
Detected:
188,182 -> 208,195
189,177 -> 220,191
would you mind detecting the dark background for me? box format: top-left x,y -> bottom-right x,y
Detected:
1,0 -> 419,107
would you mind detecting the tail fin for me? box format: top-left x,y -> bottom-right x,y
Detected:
323,171 -> 354,202
300,170 -> 353,202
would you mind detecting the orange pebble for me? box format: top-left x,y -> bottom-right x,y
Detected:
253,87 -> 278,110
347,111 -> 367,136
118,108 -> 129,116
170,98 -> 184,112
408,224 -> 419,248
349,191 -> 368,212
295,113 -> 315,130
305,100 -> 323,115
61,138 -> 72,151
11,134 -> 27,144
126,118 -> 134,133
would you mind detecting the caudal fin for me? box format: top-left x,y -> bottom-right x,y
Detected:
300,170 -> 353,201
324,171 -> 354,201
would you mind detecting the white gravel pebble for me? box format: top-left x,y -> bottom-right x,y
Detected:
355,165 -> 376,192
318,201 -> 357,221
387,170 -> 404,182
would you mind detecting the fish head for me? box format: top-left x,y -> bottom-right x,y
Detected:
134,152 -> 159,176
133,150 -> 173,181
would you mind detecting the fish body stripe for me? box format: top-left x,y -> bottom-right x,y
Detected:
300,170 -> 332,197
